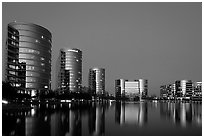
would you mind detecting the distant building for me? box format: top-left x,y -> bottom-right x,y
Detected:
175,80 -> 193,99
160,84 -> 174,99
160,85 -> 168,99
57,48 -> 82,94
139,79 -> 148,98
6,22 -> 52,97
115,79 -> 125,99
193,81 -> 202,100
89,68 -> 105,96
115,79 -> 148,101
160,80 -> 200,100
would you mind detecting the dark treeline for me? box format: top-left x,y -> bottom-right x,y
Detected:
2,81 -> 115,101
2,81 -> 30,100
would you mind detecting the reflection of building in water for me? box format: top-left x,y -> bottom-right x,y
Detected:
66,110 -> 82,136
192,103 -> 202,125
115,102 -> 148,126
115,79 -> 148,101
2,111 -> 29,136
175,80 -> 193,98
88,105 -> 105,136
51,112 -> 69,136
160,102 -> 202,127
25,109 -> 51,135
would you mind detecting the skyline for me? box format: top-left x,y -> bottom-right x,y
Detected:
2,2 -> 202,96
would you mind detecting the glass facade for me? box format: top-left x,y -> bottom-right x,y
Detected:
160,80 -> 200,100
193,82 -> 202,99
115,79 -> 148,100
6,22 -> 52,96
89,68 -> 105,96
175,80 -> 193,98
57,48 -> 82,93
139,79 -> 148,98
125,81 -> 140,100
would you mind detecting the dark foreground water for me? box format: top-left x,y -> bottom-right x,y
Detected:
2,101 -> 202,136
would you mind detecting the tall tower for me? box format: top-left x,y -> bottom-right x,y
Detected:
57,48 -> 82,93
6,22 -> 52,97
89,68 -> 105,96
138,79 -> 148,98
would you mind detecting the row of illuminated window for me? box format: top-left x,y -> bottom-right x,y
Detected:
9,65 -> 47,73
8,40 -> 19,47
19,59 -> 51,67
18,36 -> 51,46
26,77 -> 49,83
12,35 -> 19,40
19,54 -> 47,62
19,48 -> 40,54
18,42 -> 51,53
17,29 -> 51,42
8,70 -> 50,78
9,64 -> 22,70
25,83 -> 48,89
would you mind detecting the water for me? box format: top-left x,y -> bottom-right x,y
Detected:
2,101 -> 202,136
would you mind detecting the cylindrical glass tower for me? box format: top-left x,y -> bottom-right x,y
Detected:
89,68 -> 105,96
6,22 -> 52,96
58,48 -> 82,93
138,79 -> 148,98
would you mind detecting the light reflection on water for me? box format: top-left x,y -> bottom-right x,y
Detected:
2,101 -> 202,136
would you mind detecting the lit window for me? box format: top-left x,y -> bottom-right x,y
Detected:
9,71 -> 15,75
41,36 -> 44,39
40,57 -> 45,61
35,40 -> 39,43
41,63 -> 45,66
9,65 -> 15,69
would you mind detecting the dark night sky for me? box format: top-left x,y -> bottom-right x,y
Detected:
2,2 -> 202,96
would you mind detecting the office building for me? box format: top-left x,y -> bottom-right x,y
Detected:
89,68 -> 105,96
57,48 -> 82,93
193,81 -> 202,99
160,84 -> 175,99
175,80 -> 193,98
160,80 -> 201,100
115,79 -> 148,101
160,85 -> 168,99
115,79 -> 125,99
139,79 -> 148,98
6,22 -> 52,97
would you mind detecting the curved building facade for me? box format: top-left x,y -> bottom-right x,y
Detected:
138,79 -> 148,98
6,22 -> 52,96
89,68 -> 105,96
58,48 -> 82,93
